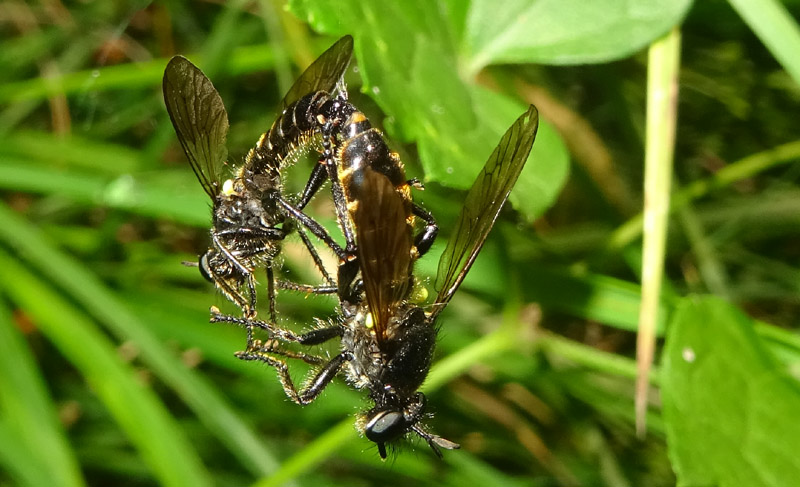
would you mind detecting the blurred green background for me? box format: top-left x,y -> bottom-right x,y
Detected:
2,1 -> 800,486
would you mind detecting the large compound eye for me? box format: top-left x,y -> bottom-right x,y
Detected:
364,410 -> 407,444
198,253 -> 214,283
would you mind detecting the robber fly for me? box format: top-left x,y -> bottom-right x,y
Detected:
223,105 -> 540,458
162,36 -> 353,322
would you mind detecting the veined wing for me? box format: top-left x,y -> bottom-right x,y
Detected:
163,56 -> 229,199
280,35 -> 354,110
431,105 -> 539,320
353,170 -> 415,343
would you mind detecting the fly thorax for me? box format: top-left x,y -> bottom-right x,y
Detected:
342,305 -> 384,389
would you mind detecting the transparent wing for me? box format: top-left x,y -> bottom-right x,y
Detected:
280,35 -> 354,109
163,56 -> 229,199
431,105 -> 539,319
353,170 -> 414,343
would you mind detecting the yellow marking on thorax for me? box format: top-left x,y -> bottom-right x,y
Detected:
349,111 -> 367,124
408,278 -> 429,304
364,311 -> 375,330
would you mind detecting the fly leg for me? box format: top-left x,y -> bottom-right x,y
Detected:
233,324 -> 348,406
296,223 -> 335,287
295,162 -> 328,211
210,312 -> 344,345
411,203 -> 438,257
319,117 -> 357,255
235,350 -> 350,405
276,280 -> 338,295
246,337 -> 327,366
277,197 -> 349,260
244,262 -> 278,349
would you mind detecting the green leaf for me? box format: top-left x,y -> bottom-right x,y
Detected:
289,0 -> 569,221
464,0 -> 693,70
662,296 -> 800,486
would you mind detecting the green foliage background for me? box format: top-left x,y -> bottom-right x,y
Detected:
1,1 -> 800,486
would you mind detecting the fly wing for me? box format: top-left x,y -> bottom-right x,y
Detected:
431,106 -> 539,320
163,56 -> 229,199
280,35 -> 354,109
353,170 -> 414,343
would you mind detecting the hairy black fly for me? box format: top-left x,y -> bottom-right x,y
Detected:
222,101 -> 540,458
162,36 -> 354,322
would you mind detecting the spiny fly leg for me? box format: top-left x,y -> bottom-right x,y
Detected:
296,162 -> 328,210
246,338 -> 327,366
295,226 -> 335,286
276,280 -> 338,295
235,350 -> 350,405
411,203 -> 438,257
210,310 -> 344,346
320,118 -> 357,255
278,197 -> 348,260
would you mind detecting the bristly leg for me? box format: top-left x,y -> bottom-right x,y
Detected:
236,349 -> 350,405
245,338 -> 328,366
209,310 -> 344,345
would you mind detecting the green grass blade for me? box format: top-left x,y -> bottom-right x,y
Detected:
0,157 -> 208,227
0,250 -> 211,487
727,0 -> 800,86
605,139 -> 800,254
0,203 -> 280,476
0,419 -> 55,487
252,420 -> 354,487
0,300 -> 85,487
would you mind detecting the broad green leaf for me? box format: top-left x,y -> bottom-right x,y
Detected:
662,296 -> 800,486
463,0 -> 693,71
289,0 -> 569,221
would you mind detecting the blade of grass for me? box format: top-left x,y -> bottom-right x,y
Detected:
538,332 -> 659,385
0,300 -> 85,487
1,130 -> 143,174
676,203 -> 731,298
605,139 -> 800,253
0,157 -> 208,227
637,27 -> 681,436
0,44 -> 268,104
0,203 -> 281,477
0,419 -> 55,487
0,250 -> 211,487
727,0 -> 800,87
0,35 -> 338,105
252,419 -> 354,487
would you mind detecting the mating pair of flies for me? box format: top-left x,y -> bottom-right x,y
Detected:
163,35 -> 539,459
